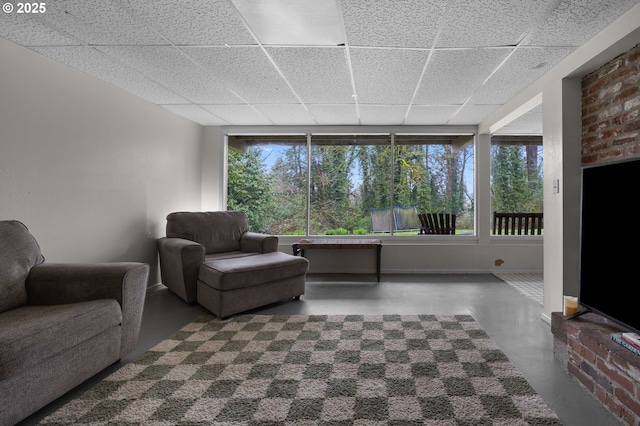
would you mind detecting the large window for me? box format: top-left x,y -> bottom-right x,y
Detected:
309,135 -> 391,235
490,136 -> 543,231
394,135 -> 475,233
227,135 -> 307,235
227,133 -> 475,236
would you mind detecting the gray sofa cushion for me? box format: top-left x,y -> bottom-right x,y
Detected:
0,299 -> 121,380
0,221 -> 44,314
204,251 -> 256,261
166,211 -> 249,254
199,252 -> 310,291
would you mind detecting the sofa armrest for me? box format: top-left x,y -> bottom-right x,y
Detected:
241,232 -> 278,253
25,262 -> 149,357
157,237 -> 205,303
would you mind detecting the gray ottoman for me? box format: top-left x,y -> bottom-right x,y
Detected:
197,251 -> 308,318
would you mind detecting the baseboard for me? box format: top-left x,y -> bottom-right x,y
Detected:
146,283 -> 166,293
381,269 -> 543,275
541,312 -> 552,324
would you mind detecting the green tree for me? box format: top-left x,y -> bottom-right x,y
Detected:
359,145 -> 392,212
309,145 -> 358,233
491,144 -> 543,213
269,146 -> 308,234
228,137 -> 478,236
227,148 -> 275,233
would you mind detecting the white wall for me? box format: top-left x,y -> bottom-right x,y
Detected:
205,125 -> 544,273
479,3 -> 640,320
201,127 -> 225,211
0,38 -> 204,284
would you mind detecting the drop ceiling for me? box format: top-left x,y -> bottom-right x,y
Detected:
1,0 -> 638,133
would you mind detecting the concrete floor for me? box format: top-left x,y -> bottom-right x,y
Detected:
18,273 -> 622,425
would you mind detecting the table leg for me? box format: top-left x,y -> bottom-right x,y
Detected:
376,244 -> 381,282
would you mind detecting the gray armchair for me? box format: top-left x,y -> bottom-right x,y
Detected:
158,211 -> 308,318
0,220 -> 149,425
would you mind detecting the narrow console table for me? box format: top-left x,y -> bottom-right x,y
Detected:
292,238 -> 382,282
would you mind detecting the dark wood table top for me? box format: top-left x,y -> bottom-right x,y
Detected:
296,238 -> 382,249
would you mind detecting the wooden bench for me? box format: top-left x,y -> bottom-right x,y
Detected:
292,238 -> 382,282
418,213 -> 456,235
492,212 -> 543,235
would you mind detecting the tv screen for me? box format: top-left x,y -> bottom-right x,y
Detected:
580,158 -> 640,334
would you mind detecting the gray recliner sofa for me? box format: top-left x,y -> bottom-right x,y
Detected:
0,220 -> 149,425
158,211 -> 308,318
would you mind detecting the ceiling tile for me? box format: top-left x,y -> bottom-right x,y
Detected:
202,104 -> 272,125
404,105 -> 461,125
184,46 -> 298,104
437,0 -> 557,48
1,0 -> 636,127
161,105 -> 229,125
32,46 -> 187,104
524,0 -> 640,47
267,47 -> 354,104
253,105 -> 316,125
414,48 -> 512,105
469,47 -> 574,104
359,105 -> 408,125
38,0 -> 166,45
0,15 -> 81,46
341,0 -> 448,48
308,104 -> 359,125
230,0 -> 344,46
96,46 -> 241,104
493,105 -> 543,134
350,47 -> 428,105
447,104 -> 501,125
127,0 -> 255,45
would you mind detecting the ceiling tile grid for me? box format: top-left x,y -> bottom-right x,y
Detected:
341,0 -> 448,48
404,105 -> 462,125
230,0 -> 344,46
266,46 -> 355,104
469,46 -> 575,105
184,46 -> 299,104
436,0 -> 558,48
32,46 -> 189,104
447,104 -> 501,125
252,104 -> 316,125
349,47 -> 429,105
307,104 -> 360,125
36,0 -> 166,45
359,105 -> 409,125
414,48 -> 512,105
0,13 -> 81,46
524,0 -> 640,47
162,104 -> 229,126
127,0 -> 255,45
1,0 -> 638,130
493,105 -> 543,134
96,46 -> 242,104
203,104 -> 271,126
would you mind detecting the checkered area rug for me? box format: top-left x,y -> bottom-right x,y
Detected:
39,314 -> 561,425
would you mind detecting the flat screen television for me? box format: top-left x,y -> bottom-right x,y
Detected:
580,158 -> 640,334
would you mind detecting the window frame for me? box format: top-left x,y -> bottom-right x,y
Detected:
225,131 -> 477,239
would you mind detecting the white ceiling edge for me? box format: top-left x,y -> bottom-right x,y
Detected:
480,2 -> 640,135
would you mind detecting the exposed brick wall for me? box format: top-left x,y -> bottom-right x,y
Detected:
552,312 -> 640,425
582,43 -> 640,165
574,43 -> 640,425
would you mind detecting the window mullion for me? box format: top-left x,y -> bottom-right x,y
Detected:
306,133 -> 311,236
390,133 -> 395,236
